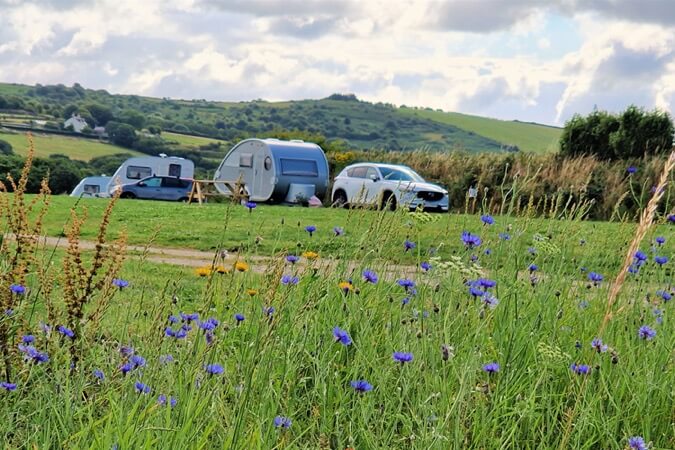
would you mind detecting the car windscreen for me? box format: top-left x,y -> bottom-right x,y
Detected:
379,167 -> 424,182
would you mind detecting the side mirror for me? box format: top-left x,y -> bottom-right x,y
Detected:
369,174 -> 379,182
137,182 -> 146,187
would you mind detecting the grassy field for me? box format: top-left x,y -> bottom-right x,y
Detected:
0,192 -> 673,449
0,130 -> 139,160
400,108 -> 562,153
162,132 -> 227,148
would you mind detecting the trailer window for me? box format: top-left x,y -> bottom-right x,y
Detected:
280,158 -> 319,177
239,154 -> 253,168
168,164 -> 181,177
83,184 -> 100,194
127,166 -> 152,180
264,156 -> 272,170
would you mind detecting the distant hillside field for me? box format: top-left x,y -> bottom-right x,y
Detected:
399,108 -> 561,153
0,131 -> 140,160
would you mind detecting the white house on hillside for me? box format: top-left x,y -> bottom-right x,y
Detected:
64,114 -> 88,133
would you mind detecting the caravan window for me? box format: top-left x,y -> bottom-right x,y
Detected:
168,164 -> 181,177
83,184 -> 100,194
127,165 -> 152,180
239,154 -> 253,168
280,159 -> 318,177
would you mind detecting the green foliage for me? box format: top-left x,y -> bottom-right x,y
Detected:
560,106 -> 674,159
117,109 -> 146,130
84,103 -> 114,126
0,153 -> 87,194
0,139 -> 12,155
105,121 -> 138,148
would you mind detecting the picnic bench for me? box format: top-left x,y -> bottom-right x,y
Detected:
187,178 -> 248,205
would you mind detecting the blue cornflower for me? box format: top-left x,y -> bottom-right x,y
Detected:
469,286 -> 484,297
420,262 -> 432,272
158,394 -> 178,408
286,255 -> 299,264
668,214 -> 675,223
656,290 -> 672,302
0,381 -> 17,391
333,326 -> 352,346
590,338 -> 608,353
235,313 -> 245,323
305,225 -> 316,236
393,352 -> 414,364
4,309 -> 13,316
18,345 -> 49,363
654,256 -> 668,266
57,325 -> 75,339
638,325 -> 656,340
482,293 -> 499,309
627,436 -> 648,450
245,201 -> 257,211
627,166 -> 637,174
130,355 -> 146,368
21,335 -> 35,344
527,247 -> 537,255
93,369 -> 105,381
274,416 -> 292,429
168,315 -> 180,324
119,345 -> 134,357
333,226 -> 344,236
634,250 -> 647,263
180,312 -> 199,323
397,278 -> 416,291
587,272 -> 603,285
120,362 -> 134,375
404,239 -> 416,252
350,380 -> 373,393
181,323 -> 192,332
112,278 -> 129,289
362,269 -> 378,284
498,232 -> 511,241
628,264 -> 640,274
478,278 -> 496,289
461,231 -> 482,248
401,297 -> 410,306
482,362 -> 500,373
528,264 -> 538,272
10,284 -> 25,295
205,331 -> 214,345
281,275 -> 299,285
570,363 -> 591,375
481,214 -> 494,225
263,306 -> 275,317
483,248 -> 492,255
655,236 -> 665,245
159,354 -> 174,365
205,364 -> 224,375
134,381 -> 151,394
199,318 -> 218,331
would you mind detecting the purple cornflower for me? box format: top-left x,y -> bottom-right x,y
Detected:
528,264 -> 538,272
120,362 -> 134,375
9,284 -> 25,295
18,345 -> 49,363
93,369 -> 105,381
333,326 -> 352,346
482,362 -> 500,373
401,297 -> 410,306
130,355 -> 146,368
286,255 -> 299,264
655,236 -> 665,245
638,325 -> 656,340
393,352 -> 414,364
245,201 -> 257,212
420,261 -> 432,272
159,354 -> 174,365
112,278 -> 129,289
498,232 -> 511,241
654,256 -> 668,266
205,364 -> 224,375
39,322 -> 51,335
482,293 -> 499,309
570,363 -> 591,375
273,416 -> 292,429
180,312 -> 199,323
587,272 -> 603,285
481,214 -> 495,225
590,338 -> 608,353
627,436 -> 648,450
362,269 -> 378,284
527,247 -> 537,255
333,226 -> 344,236
404,239 -> 416,252
305,225 -> 316,237
57,325 -> 75,339
0,381 -> 17,391
135,381 -> 151,394
627,166 -> 637,174
397,278 -> 416,291
281,275 -> 299,285
21,335 -> 35,344
469,286 -> 485,297
168,315 -> 180,324
205,331 -> 215,345
350,380 -> 373,393
461,231 -> 482,248
4,309 -> 13,316
263,306 -> 275,317
656,290 -> 672,302
199,317 -> 219,331
668,214 -> 675,223
234,313 -> 245,323
628,264 -> 640,274
634,250 -> 647,263
158,394 -> 177,408
477,278 -> 496,289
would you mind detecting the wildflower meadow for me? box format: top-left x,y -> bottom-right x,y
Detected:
0,143 -> 673,449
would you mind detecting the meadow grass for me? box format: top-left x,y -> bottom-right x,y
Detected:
162,132 -> 226,148
0,191 -> 673,449
0,131 -> 140,160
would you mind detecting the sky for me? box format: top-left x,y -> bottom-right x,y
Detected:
1,0 -> 674,125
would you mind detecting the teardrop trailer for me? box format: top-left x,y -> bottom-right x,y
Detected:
212,138 -> 329,203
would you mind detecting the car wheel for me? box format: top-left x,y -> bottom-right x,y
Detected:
332,190 -> 348,208
381,191 -> 397,211
178,197 -> 190,203
120,192 -> 135,199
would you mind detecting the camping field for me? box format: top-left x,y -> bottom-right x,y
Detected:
0,193 -> 673,449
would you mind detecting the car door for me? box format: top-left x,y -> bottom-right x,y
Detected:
136,177 -> 162,199
346,166 -> 369,204
161,177 -> 184,201
364,167 -> 382,204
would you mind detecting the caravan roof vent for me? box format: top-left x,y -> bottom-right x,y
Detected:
159,153 -> 168,158
290,139 -> 304,143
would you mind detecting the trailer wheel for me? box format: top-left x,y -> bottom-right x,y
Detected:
332,190 -> 348,208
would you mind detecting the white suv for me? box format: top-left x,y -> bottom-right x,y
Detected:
331,163 -> 449,211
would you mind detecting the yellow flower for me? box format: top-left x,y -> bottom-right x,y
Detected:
302,251 -> 319,260
234,261 -> 250,272
338,281 -> 353,293
214,265 -> 230,274
246,288 -> 258,296
195,266 -> 212,277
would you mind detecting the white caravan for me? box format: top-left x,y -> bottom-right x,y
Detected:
69,176 -> 113,198
107,155 -> 195,193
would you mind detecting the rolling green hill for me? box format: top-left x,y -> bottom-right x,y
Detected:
0,82 -> 561,154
